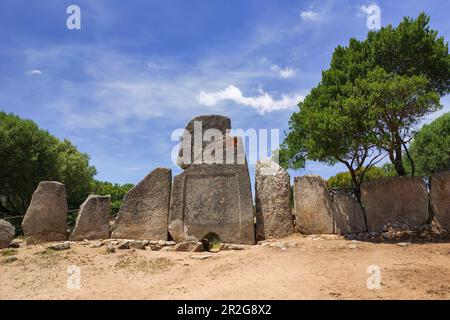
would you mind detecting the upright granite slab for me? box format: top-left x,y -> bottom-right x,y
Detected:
332,193 -> 366,234
361,176 -> 429,232
70,195 -> 111,241
255,159 -> 294,240
0,219 -> 15,249
22,181 -> 68,244
294,175 -> 334,234
111,168 -> 171,240
430,172 -> 450,231
171,115 -> 255,244
169,162 -> 255,244
177,115 -> 231,169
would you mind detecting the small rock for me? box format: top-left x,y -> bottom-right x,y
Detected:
348,244 -> 358,249
190,254 -> 213,260
224,244 -> 249,250
2,256 -> 18,263
150,245 -> 161,251
174,241 -> 204,252
106,244 -> 115,253
117,241 -> 131,250
149,240 -> 159,245
90,240 -> 103,248
165,241 -> 176,246
9,239 -> 24,249
209,247 -> 220,253
397,242 -> 410,247
48,242 -> 71,251
130,240 -> 147,250
158,240 -> 166,246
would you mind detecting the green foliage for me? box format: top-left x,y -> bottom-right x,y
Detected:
91,180 -> 134,216
328,165 -> 396,189
409,112 -> 450,175
0,112 -> 96,219
282,13 -> 449,193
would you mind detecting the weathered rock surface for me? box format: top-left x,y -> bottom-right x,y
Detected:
333,193 -> 366,234
174,241 -> 204,252
294,175 -> 334,234
255,159 -> 294,240
169,161 -> 255,244
177,115 -> 231,169
430,172 -> 450,231
70,195 -> 111,241
111,168 -> 171,240
48,242 -> 71,251
22,181 -> 68,244
0,219 -> 15,249
361,177 -> 429,232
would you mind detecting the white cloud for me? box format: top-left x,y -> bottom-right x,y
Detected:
26,69 -> 42,76
300,10 -> 322,22
270,64 -> 297,79
197,85 -> 303,114
147,62 -> 167,70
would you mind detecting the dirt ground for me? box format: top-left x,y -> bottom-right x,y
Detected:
1,234 -> 449,300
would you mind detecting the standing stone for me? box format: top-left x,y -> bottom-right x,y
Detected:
361,176 -> 429,232
332,193 -> 366,234
294,175 -> 334,234
111,168 -> 171,240
430,172 -> 450,231
22,181 -> 68,244
255,159 -> 294,240
177,115 -> 231,169
70,195 -> 111,241
170,135 -> 254,245
0,220 -> 15,249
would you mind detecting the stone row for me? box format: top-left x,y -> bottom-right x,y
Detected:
5,115 -> 448,248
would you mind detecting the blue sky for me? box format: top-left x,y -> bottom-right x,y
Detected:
0,0 -> 449,186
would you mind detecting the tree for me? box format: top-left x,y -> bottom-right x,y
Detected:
91,180 -> 134,216
408,112 -> 450,176
355,67 -> 441,176
0,112 -> 96,221
281,13 -> 449,195
328,164 -> 396,189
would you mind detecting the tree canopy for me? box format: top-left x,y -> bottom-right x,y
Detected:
409,112 -> 450,176
0,112 -> 96,218
281,13 -> 449,198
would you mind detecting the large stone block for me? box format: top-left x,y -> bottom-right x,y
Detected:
361,176 -> 429,232
177,115 -> 231,169
111,168 -> 171,240
255,159 -> 294,240
294,175 -> 334,234
0,219 -> 15,249
22,181 -> 68,244
430,172 -> 450,231
70,195 -> 111,241
332,193 -> 366,234
169,162 -> 255,245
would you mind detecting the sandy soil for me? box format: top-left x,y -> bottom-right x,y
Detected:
1,234 -> 449,300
